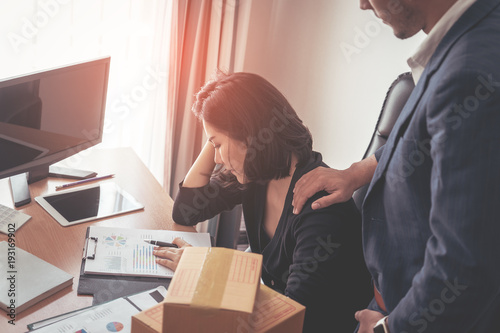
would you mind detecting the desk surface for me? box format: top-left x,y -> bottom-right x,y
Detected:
0,147 -> 193,332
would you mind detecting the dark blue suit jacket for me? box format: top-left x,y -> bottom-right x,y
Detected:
362,0 -> 500,331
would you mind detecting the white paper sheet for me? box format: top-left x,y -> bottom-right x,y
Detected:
83,227 -> 211,278
30,286 -> 167,332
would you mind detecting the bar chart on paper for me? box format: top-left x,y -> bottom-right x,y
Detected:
83,226 -> 212,278
133,244 -> 159,274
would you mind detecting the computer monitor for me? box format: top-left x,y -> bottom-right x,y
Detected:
0,56 -> 110,207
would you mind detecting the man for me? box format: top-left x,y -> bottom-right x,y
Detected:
292,0 -> 500,332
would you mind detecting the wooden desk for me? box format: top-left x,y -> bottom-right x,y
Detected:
0,147 -> 193,332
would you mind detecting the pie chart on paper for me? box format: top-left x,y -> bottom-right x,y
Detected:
106,321 -> 124,332
104,235 -> 127,247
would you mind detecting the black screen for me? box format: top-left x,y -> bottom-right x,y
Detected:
0,136 -> 46,171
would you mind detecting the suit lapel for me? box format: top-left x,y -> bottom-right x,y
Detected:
364,0 -> 500,202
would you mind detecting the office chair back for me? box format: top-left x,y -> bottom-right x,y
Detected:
352,72 -> 415,210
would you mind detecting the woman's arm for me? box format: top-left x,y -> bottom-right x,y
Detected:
172,142 -> 243,225
183,141 -> 216,188
285,201 -> 372,332
156,144 -> 216,269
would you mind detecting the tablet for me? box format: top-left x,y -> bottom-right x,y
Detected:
35,182 -> 144,226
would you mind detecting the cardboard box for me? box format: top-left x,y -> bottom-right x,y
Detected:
131,302 -> 163,333
162,247 -> 262,332
243,284 -> 305,333
132,247 -> 305,333
132,285 -> 305,333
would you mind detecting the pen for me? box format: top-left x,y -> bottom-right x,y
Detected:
55,174 -> 115,190
144,239 -> 179,248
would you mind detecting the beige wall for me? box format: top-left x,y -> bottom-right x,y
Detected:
234,0 -> 425,169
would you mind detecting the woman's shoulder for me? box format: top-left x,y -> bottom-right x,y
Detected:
294,151 -> 360,218
299,191 -> 360,220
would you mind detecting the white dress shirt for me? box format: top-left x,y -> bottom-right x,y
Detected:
408,0 -> 478,84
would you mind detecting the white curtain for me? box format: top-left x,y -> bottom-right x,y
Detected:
163,0 -> 241,236
0,0 -> 172,183
164,0 -> 240,198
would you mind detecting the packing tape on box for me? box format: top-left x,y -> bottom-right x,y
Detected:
191,247 -> 234,315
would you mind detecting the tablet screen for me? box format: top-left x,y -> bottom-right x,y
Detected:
36,182 -> 144,226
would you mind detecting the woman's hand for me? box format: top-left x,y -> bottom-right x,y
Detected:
153,237 -> 192,271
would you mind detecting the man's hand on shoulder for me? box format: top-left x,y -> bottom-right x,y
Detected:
292,154 -> 378,214
292,166 -> 358,214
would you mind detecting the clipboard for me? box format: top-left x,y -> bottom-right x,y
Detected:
77,227 -> 169,305
77,226 -> 213,305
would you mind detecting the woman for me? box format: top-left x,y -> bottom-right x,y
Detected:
154,72 -> 372,332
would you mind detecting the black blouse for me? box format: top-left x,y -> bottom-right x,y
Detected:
172,152 -> 372,332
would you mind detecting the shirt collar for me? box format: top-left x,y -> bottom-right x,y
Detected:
408,0 -> 478,84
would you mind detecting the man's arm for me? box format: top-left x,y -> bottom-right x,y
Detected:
292,154 -> 378,214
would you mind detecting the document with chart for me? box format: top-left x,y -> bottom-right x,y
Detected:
82,226 -> 211,278
28,286 -> 167,332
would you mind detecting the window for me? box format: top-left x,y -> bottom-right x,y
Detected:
1,0 -> 172,183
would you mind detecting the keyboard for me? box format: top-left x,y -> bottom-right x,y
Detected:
0,203 -> 31,234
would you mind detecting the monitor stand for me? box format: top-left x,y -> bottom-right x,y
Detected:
9,165 -> 97,207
